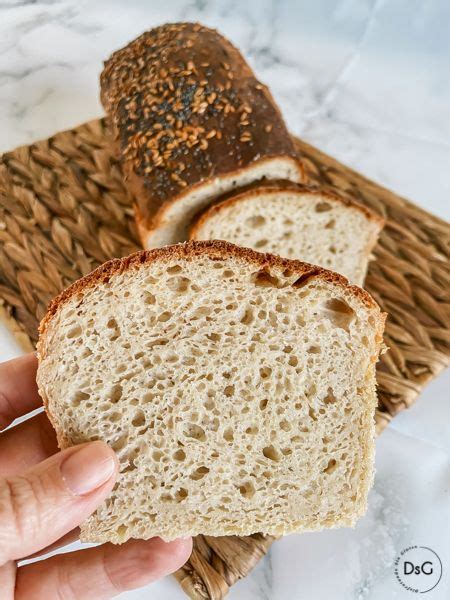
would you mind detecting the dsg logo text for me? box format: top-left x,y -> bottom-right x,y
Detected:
394,546 -> 442,594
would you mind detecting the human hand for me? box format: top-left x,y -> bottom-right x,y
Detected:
0,353 -> 192,599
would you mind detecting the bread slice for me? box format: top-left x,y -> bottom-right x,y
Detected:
190,184 -> 384,285
37,241 -> 384,544
100,23 -> 305,248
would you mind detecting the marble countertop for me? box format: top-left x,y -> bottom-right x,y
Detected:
1,1 -> 449,599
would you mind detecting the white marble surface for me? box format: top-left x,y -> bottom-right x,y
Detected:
1,1 -> 449,599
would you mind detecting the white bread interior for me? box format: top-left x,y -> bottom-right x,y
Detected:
37,241 -> 384,544
190,188 -> 383,285
141,158 -> 302,247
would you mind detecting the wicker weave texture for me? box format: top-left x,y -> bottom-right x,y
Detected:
0,119 -> 448,599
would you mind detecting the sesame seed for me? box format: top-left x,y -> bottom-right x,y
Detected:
106,23 -> 275,196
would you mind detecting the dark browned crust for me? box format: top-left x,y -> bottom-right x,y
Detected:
39,240 -> 383,338
189,182 -> 385,238
100,23 -> 305,230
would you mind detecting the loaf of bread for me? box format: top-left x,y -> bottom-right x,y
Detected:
100,23 -> 304,248
37,241 -> 384,544
190,183 -> 384,285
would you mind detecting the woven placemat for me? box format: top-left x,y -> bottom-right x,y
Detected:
0,118 -> 449,599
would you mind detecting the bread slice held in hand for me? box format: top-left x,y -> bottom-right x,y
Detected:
190,184 -> 384,285
37,241 -> 385,544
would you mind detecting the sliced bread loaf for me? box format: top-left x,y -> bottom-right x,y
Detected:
190,184 -> 384,285
37,241 -> 384,544
100,23 -> 304,248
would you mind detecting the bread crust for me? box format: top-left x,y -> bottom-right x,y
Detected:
39,240 -> 384,340
189,183 -> 385,239
100,23 -> 304,235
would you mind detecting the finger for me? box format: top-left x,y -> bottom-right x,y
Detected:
0,561 -> 16,597
0,441 -> 118,563
16,537 -> 192,600
25,528 -> 80,560
0,354 -> 41,430
0,412 -> 58,477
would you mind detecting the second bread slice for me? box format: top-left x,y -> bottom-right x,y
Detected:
190,184 -> 384,285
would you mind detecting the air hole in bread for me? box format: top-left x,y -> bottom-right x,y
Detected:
245,425 -> 259,435
175,488 -> 188,502
259,399 -> 268,410
260,366 -> 272,379
80,347 -> 92,358
131,410 -> 145,427
323,459 -> 337,474
224,385 -> 234,397
173,449 -> 186,461
109,411 -> 121,423
245,215 -> 266,228
288,356 -> 298,367
292,273 -> 315,289
223,427 -> 234,442
307,346 -> 320,354
325,219 -> 336,229
144,292 -> 156,305
191,306 -> 212,320
158,311 -> 172,322
315,201 -> 332,212
72,390 -> 90,406
309,407 -> 317,421
166,265 -> 182,274
223,269 -> 235,277
190,466 -> 209,480
240,308 -> 254,325
323,389 -> 337,404
323,298 -> 355,331
255,239 -> 268,248
109,384 -> 123,404
279,419 -> 291,432
184,423 -> 206,441
121,463 -> 137,474
237,481 -> 255,499
262,445 -> 281,461
111,435 -> 128,452
67,325 -> 82,339
116,525 -> 128,539
152,450 -> 163,462
252,270 -> 281,288
167,276 -> 190,292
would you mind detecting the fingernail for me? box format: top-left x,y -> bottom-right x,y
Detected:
61,442 -> 116,496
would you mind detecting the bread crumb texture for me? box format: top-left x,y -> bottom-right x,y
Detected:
191,188 -> 383,285
37,241 -> 384,543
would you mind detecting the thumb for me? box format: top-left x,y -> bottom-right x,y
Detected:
0,441 -> 118,564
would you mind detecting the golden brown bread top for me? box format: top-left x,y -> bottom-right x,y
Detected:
39,240 -> 384,339
100,23 -> 303,225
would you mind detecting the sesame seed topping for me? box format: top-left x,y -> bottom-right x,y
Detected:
101,22 -> 289,199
